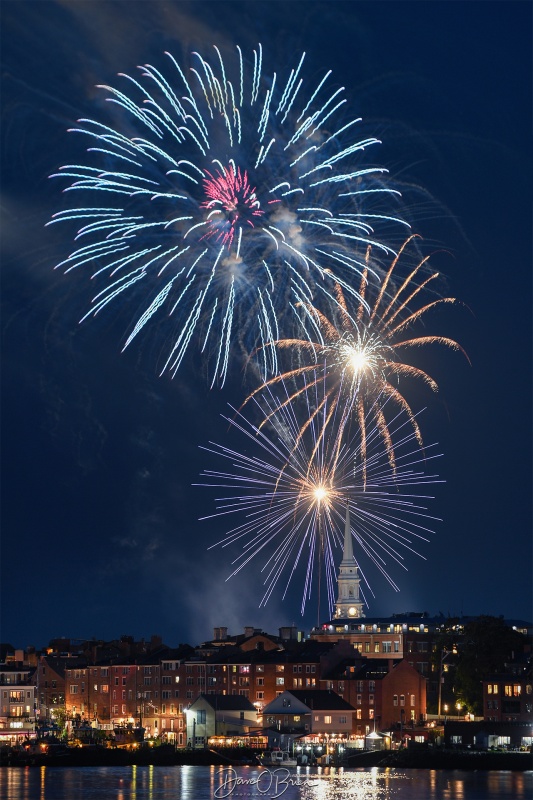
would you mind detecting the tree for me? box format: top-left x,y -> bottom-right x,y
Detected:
453,616 -> 527,715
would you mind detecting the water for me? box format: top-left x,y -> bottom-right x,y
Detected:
1,765 -> 531,800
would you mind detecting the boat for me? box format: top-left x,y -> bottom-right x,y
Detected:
258,749 -> 298,767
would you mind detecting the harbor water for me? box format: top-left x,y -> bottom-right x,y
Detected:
1,765 -> 531,800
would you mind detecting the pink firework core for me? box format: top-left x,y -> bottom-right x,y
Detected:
201,164 -> 264,248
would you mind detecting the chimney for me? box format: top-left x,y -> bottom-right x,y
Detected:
214,627 -> 228,641
244,626 -> 255,638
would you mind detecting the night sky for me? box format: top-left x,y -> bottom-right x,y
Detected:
2,1 -> 531,651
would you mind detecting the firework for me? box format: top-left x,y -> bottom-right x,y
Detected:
48,44 -> 409,384
243,236 -> 468,481
197,382 -> 442,619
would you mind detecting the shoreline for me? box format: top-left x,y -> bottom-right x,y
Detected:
2,745 -> 532,771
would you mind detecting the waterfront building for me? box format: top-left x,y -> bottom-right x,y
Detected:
262,688 -> 355,741
0,663 -> 37,745
185,694 -> 257,746
483,658 -> 532,723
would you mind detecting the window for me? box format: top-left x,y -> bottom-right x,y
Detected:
364,642 -> 370,653
101,685 -> 109,694
314,715 -> 320,722
369,694 -> 374,705
276,665 -> 284,673
357,694 -> 362,705
144,667 -> 152,675
70,685 -> 78,694
256,665 -> 264,673
339,715 -> 347,724
369,708 -> 374,719
400,695 -> 405,706
382,642 -> 392,653
394,641 -> 400,653
239,666 -> 250,674
162,690 -> 171,700
369,681 -> 375,692
162,676 -> 171,685
488,684 -> 498,694
374,643 -> 380,653
356,709 -> 362,719
256,692 -> 264,700
324,715 -> 332,725
197,710 -> 206,724
276,677 -> 284,686
256,678 -> 264,686
410,694 -> 415,706
357,681 -> 364,693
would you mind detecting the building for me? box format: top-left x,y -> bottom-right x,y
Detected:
483,658 -> 532,723
0,664 -> 37,745
185,694 -> 258,746
262,689 -> 355,744
317,649 -> 428,746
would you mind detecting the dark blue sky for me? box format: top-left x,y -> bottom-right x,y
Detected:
2,1 -> 531,649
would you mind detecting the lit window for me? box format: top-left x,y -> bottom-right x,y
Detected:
324,716 -> 332,725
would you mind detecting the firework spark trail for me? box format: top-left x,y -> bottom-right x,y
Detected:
196,382 -> 442,618
48,44 -> 410,384
242,236 -> 468,480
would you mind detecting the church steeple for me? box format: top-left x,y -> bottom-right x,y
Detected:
334,506 -> 364,619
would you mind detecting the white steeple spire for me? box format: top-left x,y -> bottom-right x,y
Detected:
343,505 -> 354,562
334,504 -> 364,619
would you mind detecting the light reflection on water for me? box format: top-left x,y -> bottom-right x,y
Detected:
1,765 -> 531,800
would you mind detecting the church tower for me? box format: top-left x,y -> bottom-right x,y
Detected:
334,506 -> 364,619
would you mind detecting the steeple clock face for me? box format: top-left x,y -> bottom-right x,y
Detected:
348,606 -> 357,616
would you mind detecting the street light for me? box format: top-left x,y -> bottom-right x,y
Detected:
437,647 -> 457,719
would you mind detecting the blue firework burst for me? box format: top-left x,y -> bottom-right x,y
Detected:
49,44 -> 409,384
197,381 -> 442,617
